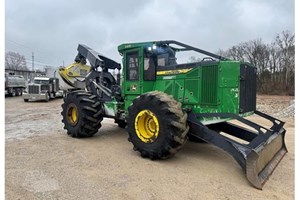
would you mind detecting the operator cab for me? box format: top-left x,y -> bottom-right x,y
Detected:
142,43 -> 177,80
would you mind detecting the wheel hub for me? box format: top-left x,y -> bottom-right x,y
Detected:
67,103 -> 78,126
135,110 -> 159,143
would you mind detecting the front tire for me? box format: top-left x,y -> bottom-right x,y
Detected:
127,91 -> 189,160
61,90 -> 103,138
45,93 -> 50,102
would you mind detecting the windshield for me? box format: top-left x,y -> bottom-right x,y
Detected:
34,79 -> 49,84
145,44 -> 178,67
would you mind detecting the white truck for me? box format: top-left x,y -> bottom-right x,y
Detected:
5,73 -> 27,96
23,76 -> 63,102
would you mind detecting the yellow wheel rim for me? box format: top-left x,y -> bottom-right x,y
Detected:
135,110 -> 159,143
67,104 -> 78,126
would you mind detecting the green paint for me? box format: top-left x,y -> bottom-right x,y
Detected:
109,41 -> 256,124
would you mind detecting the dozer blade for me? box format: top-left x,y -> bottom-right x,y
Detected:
246,127 -> 287,189
187,111 -> 287,189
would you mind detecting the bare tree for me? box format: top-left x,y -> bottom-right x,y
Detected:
228,45 -> 246,62
269,42 -> 281,83
275,30 -> 295,91
240,39 -> 270,75
5,51 -> 28,70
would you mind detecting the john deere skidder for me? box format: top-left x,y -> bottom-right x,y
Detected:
59,40 -> 287,189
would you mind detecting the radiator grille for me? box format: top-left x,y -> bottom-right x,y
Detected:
201,65 -> 218,105
41,85 -> 50,91
28,85 -> 40,94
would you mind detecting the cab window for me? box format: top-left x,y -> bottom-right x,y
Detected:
144,55 -> 156,81
157,53 -> 168,67
126,51 -> 139,81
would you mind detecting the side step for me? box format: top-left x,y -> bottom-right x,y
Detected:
187,111 -> 287,189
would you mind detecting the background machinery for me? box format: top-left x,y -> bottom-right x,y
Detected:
23,76 -> 63,102
5,72 -> 26,96
59,41 -> 287,189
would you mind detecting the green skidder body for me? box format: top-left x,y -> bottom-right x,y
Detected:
61,41 -> 286,189
118,41 -> 255,124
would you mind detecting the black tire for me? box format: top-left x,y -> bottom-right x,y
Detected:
127,91 -> 189,160
61,90 -> 103,138
45,93 -> 50,102
11,89 -> 16,97
15,89 -> 20,96
24,99 -> 29,102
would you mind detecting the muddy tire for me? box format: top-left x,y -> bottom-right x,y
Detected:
127,91 -> 189,160
61,90 -> 103,138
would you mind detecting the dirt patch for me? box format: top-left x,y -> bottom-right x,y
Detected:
256,95 -> 294,118
5,96 -> 295,199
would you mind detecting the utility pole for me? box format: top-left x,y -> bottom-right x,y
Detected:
32,52 -> 35,82
32,52 -> 35,71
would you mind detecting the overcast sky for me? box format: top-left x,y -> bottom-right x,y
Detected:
5,0 -> 295,70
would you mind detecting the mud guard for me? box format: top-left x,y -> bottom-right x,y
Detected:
187,111 -> 287,189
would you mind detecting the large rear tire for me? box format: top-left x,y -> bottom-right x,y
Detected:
61,90 -> 103,138
127,91 -> 189,160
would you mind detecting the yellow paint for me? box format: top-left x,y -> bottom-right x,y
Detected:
58,62 -> 91,87
67,104 -> 78,126
134,110 -> 159,143
157,68 -> 192,75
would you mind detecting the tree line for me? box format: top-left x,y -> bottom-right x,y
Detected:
218,30 -> 295,96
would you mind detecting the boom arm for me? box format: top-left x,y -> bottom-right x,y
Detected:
76,44 -> 121,71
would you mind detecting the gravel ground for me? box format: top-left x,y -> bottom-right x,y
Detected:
256,95 -> 295,118
5,95 -> 295,200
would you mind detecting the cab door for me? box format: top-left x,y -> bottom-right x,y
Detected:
123,49 -> 142,95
